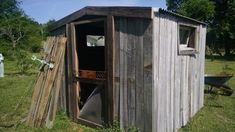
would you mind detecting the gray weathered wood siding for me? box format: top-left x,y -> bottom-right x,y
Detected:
50,10 -> 207,132
114,17 -> 153,132
152,12 -> 206,132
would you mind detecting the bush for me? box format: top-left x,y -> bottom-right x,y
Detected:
15,50 -> 35,74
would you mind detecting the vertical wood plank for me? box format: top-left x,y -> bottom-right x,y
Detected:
114,17 -> 120,121
123,19 -> 129,129
66,24 -> 73,118
135,19 -> 145,132
126,18 -> 136,126
158,13 -> 168,132
106,15 -> 115,123
118,17 -> 128,129
143,19 -> 153,132
199,26 -> 206,109
152,12 -> 160,132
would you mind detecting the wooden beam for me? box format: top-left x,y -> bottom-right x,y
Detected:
106,15 -> 115,124
76,118 -> 103,128
72,18 -> 105,25
75,77 -> 105,85
85,7 -> 152,19
49,6 -> 153,32
66,24 -> 73,118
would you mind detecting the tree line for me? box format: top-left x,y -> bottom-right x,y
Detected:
0,0 -> 54,56
0,0 -> 55,74
1,0 -> 234,57
167,0 -> 235,56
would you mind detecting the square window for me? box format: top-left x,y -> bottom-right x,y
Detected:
178,24 -> 198,54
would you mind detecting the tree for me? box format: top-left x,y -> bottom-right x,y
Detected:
0,13 -> 25,49
0,0 -> 21,15
40,19 -> 56,40
166,0 -> 183,12
177,0 -> 215,23
166,0 -> 215,22
211,0 -> 235,56
0,0 -> 42,52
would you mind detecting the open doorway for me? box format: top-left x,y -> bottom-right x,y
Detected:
73,19 -> 106,126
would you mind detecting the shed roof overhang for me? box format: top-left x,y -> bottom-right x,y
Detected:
49,6 -> 153,31
49,6 -> 207,32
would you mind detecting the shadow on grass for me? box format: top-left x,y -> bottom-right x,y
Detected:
204,104 -> 223,108
4,72 -> 37,76
229,97 -> 235,100
206,54 -> 235,61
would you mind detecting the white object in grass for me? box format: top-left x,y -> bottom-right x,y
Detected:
0,53 -> 4,77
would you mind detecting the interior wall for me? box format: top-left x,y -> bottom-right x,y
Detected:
75,22 -> 105,71
152,12 -> 206,132
114,17 -> 153,132
74,21 -> 106,125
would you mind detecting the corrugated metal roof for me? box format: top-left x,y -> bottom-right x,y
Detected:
158,8 -> 207,25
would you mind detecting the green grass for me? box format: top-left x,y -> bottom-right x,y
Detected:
1,57 -> 235,131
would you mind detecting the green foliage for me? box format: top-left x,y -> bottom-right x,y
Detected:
98,121 -> 122,132
0,13 -> 41,49
0,0 -> 43,58
0,0 -> 21,15
209,0 -> 235,56
166,0 -> 183,12
221,64 -> 233,74
176,0 -> 215,22
15,50 -> 36,74
41,19 -> 56,40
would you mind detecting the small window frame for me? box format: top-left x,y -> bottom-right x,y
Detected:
86,35 -> 105,47
178,23 -> 199,55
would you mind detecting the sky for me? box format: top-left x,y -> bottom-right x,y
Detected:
20,0 -> 166,24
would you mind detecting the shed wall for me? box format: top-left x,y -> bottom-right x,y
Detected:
50,12 -> 207,132
152,12 -> 206,132
114,17 -> 153,132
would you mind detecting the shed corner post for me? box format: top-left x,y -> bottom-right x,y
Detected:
105,15 -> 116,125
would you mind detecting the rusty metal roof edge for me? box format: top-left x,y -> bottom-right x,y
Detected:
158,8 -> 207,25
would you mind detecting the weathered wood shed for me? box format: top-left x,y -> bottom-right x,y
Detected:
49,6 -> 206,132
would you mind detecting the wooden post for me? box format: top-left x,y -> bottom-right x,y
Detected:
71,23 -> 80,119
66,23 -> 80,120
66,24 -> 73,118
106,15 -> 115,124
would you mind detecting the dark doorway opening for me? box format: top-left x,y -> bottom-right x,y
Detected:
74,19 -> 106,126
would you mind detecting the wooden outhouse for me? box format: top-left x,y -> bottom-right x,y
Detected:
49,6 -> 207,132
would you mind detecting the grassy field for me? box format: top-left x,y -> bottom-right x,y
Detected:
0,57 -> 235,131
